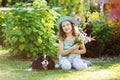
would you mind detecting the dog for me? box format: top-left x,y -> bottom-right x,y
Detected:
27,54 -> 55,71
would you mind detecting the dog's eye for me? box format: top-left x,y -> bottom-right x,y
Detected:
41,58 -> 44,60
40,57 -> 44,61
46,56 -> 51,61
45,57 -> 48,60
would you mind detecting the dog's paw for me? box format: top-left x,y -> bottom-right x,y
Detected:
26,68 -> 32,71
55,64 -> 60,68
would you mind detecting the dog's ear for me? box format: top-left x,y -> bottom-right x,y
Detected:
47,56 -> 55,64
47,56 -> 55,70
46,56 -> 52,61
36,54 -> 44,61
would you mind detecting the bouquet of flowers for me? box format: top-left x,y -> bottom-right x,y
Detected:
73,33 -> 85,45
73,30 -> 95,45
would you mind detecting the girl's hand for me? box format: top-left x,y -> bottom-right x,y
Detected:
71,43 -> 86,54
72,43 -> 80,50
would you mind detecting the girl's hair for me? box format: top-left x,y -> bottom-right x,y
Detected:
58,21 -> 76,41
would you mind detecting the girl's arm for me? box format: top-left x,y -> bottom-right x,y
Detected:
59,40 -> 80,56
71,43 -> 86,54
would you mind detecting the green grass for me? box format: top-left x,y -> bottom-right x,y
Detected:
0,49 -> 120,80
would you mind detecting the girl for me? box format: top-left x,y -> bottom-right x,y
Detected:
57,16 -> 91,70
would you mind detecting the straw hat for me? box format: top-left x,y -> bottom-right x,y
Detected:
56,16 -> 78,29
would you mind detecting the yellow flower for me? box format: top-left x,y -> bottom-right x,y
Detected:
90,12 -> 100,21
0,15 -> 4,19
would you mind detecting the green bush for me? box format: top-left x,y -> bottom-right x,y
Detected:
0,11 -> 6,45
1,1 -> 59,58
81,11 -> 119,57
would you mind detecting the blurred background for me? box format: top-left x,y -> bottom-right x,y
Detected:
0,0 -> 120,59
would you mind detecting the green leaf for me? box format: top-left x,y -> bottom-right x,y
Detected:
32,52 -> 37,58
12,49 -> 18,55
38,37 -> 42,43
41,19 -> 45,24
25,28 -> 32,35
34,42 -> 41,46
32,27 -> 38,32
11,37 -> 18,43
19,36 -> 25,42
27,54 -> 31,58
38,31 -> 43,35
19,44 -> 25,51
30,48 -> 34,53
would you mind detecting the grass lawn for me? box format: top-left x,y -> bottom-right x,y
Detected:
0,49 -> 120,80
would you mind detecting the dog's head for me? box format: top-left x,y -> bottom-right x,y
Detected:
39,54 -> 51,70
36,54 -> 55,70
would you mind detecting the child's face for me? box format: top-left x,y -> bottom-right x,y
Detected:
61,21 -> 72,34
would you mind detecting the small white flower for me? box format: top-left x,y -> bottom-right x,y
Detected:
27,7 -> 34,11
33,1 -> 39,5
2,23 -> 6,26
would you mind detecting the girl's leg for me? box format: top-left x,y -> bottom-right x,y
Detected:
59,59 -> 72,70
72,58 -> 87,70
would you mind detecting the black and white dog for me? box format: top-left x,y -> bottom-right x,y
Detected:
27,54 -> 55,71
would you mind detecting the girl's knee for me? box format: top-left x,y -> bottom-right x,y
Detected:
60,60 -> 72,70
72,58 -> 87,70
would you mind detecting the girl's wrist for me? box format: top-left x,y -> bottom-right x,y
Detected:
70,45 -> 76,51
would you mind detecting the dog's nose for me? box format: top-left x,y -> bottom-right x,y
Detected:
41,60 -> 48,65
